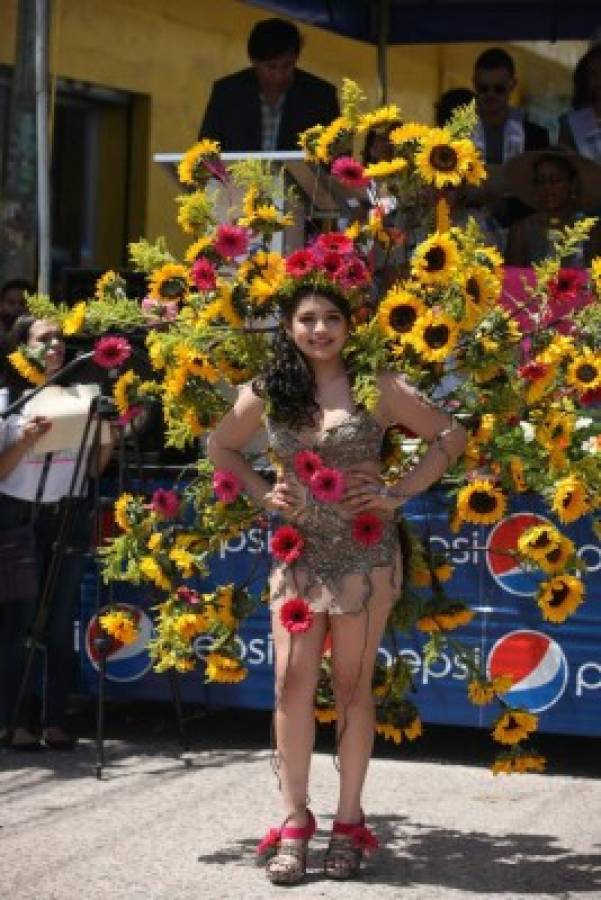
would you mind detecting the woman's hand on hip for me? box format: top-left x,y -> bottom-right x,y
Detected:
262,479 -> 307,519
343,471 -> 401,514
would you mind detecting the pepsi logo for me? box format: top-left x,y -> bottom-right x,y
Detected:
85,604 -> 154,682
486,513 -> 551,597
487,630 -> 568,712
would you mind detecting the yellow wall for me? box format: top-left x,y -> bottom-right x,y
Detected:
0,0 -> 572,264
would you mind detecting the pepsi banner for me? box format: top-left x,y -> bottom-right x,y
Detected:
77,492 -> 601,736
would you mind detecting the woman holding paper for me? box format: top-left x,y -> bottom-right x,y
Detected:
0,317 -> 115,751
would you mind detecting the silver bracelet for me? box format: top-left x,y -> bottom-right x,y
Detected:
379,484 -> 411,507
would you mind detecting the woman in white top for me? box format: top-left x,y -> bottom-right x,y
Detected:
0,317 -> 116,751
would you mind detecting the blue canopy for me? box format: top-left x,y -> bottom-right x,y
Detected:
245,0 -> 599,44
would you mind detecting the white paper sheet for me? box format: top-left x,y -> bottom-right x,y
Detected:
22,384 -> 111,452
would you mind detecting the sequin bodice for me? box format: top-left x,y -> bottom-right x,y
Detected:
266,408 -> 384,471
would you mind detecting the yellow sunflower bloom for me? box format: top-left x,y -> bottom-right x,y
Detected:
363,158 -> 408,179
538,535 -> 575,575
566,348 -> 601,394
411,232 -> 459,285
205,653 -> 247,684
177,139 -> 221,187
148,263 -> 190,302
175,612 -> 209,640
492,709 -> 538,745
139,556 -> 171,591
456,480 -> 507,525
377,287 -> 425,341
517,523 -> 562,562
462,266 -> 500,327
113,369 -> 137,414
169,548 -> 195,577
214,585 -> 238,630
591,256 -> 601,294
357,105 -> 402,133
8,349 -> 46,386
552,475 -> 589,524
492,750 -> 546,775
388,122 -> 430,145
184,235 -> 214,264
411,310 -> 460,363
147,532 -> 162,551
315,706 -> 337,724
415,130 -> 472,188
315,116 -> 352,163
114,493 -> 135,532
217,282 -> 243,327
467,679 -> 495,706
524,361 -> 557,405
99,610 -> 138,645
62,301 -> 87,336
537,574 -> 584,623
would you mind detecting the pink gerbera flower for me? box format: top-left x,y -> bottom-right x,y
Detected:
191,256 -> 217,291
285,248 -> 317,278
337,256 -> 370,290
176,586 -> 201,606
314,231 -> 354,256
214,224 -> 249,259
151,488 -> 180,519
293,449 -> 323,484
93,335 -> 132,369
271,525 -> 305,564
309,466 -> 346,503
213,469 -> 243,503
280,597 -> 314,634
351,512 -> 384,546
331,156 -> 369,190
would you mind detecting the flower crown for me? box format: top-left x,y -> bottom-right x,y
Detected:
278,231 -> 371,313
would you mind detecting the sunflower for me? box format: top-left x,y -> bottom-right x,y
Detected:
411,310 -> 460,363
552,475 -> 589,524
456,480 -> 507,525
388,122 -> 430,145
517,523 -> 562,562
462,266 -> 499,327
113,369 -> 137,414
177,138 -> 221,186
363,158 -> 408,180
184,235 -> 214,264
217,282 -> 244,327
148,263 -> 191,302
357,105 -> 402,133
214,584 -> 238,630
174,611 -> 209,640
99,609 -> 138,645
8,349 -> 46,386
566,348 -> 601,394
591,256 -> 601,294
464,153 -> 487,187
536,410 -> 574,460
524,360 -> 557,405
537,574 -> 584,623
415,129 -> 472,188
315,116 -> 353,163
411,232 -> 459,285
492,749 -> 547,775
538,534 -> 575,575
468,675 -> 513,706
139,556 -> 171,592
62,301 -> 87,336
169,548 -> 195,578
416,602 -> 474,632
315,706 -> 337,724
474,245 -> 504,277
377,287 -> 425,341
204,653 -> 247,684
114,493 -> 135,532
492,709 -> 538,746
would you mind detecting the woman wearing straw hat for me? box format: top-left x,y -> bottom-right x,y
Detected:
504,147 -> 601,267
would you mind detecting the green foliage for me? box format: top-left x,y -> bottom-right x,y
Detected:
128,236 -> 175,273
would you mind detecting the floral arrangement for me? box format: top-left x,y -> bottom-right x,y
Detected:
11,80 -> 601,774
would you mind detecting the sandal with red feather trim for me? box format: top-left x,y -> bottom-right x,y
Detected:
256,809 -> 317,886
324,815 -> 378,880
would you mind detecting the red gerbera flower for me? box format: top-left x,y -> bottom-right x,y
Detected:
351,512 -> 384,546
314,231 -> 354,256
191,256 -> 217,291
151,488 -> 180,519
518,360 -> 548,382
548,268 -> 588,304
271,525 -> 305,564
581,387 -> 601,407
213,469 -> 243,503
280,597 -> 314,634
310,466 -> 346,503
293,449 -> 323,484
331,156 -> 369,190
214,224 -> 249,259
93,335 -> 132,369
337,256 -> 370,290
286,248 -> 317,278
319,251 -> 344,277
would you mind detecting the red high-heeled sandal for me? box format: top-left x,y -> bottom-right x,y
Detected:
257,809 -> 317,885
324,815 -> 378,880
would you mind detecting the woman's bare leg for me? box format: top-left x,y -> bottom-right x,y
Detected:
271,604 -> 328,826
329,596 -> 393,824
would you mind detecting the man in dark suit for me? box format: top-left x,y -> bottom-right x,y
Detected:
198,18 -> 339,152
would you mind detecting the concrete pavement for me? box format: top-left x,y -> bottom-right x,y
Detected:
1,725 -> 600,900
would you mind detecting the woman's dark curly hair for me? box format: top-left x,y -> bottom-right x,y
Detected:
253,285 -> 352,429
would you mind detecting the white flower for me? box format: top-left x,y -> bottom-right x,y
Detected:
575,417 -> 593,430
519,421 -> 535,443
582,436 -> 599,454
